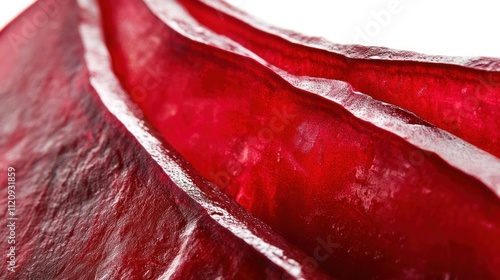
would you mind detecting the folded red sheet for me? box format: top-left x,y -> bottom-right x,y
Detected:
0,0 -> 499,279
0,0 -> 331,279
98,0 -> 500,278
179,0 -> 500,159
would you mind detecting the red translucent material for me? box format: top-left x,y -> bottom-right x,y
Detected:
179,0 -> 500,159
99,0 -> 500,279
0,0 -> 331,279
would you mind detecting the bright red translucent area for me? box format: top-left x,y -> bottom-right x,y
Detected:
0,0 -> 331,279
99,0 -> 500,279
179,0 -> 500,159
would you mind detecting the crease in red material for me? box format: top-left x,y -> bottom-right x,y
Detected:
98,0 -> 500,279
178,0 -> 500,159
0,0 -> 333,279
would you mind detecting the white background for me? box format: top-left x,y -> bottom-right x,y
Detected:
0,1 -> 35,30
1,0 -> 499,58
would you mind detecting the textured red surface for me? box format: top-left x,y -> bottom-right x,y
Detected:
99,0 -> 500,279
179,0 -> 500,159
1,0 -> 499,279
0,0 -> 332,279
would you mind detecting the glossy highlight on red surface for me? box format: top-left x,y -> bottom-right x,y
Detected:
0,0 -> 331,279
179,0 -> 500,159
0,0 -> 499,279
99,0 -> 500,279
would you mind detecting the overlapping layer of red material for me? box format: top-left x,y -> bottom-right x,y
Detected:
179,0 -> 500,159
0,0 -> 331,279
0,0 -> 499,279
99,0 -> 500,278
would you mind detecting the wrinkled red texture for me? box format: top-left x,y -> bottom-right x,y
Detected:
99,0 -> 500,279
179,0 -> 500,159
0,0 -> 333,279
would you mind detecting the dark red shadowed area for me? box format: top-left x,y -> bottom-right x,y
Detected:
99,0 -> 500,279
179,0 -> 500,159
0,0 -> 333,279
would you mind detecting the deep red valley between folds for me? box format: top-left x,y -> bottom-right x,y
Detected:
0,0 -> 499,279
179,0 -> 500,159
0,0 -> 332,279
101,0 -> 500,279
